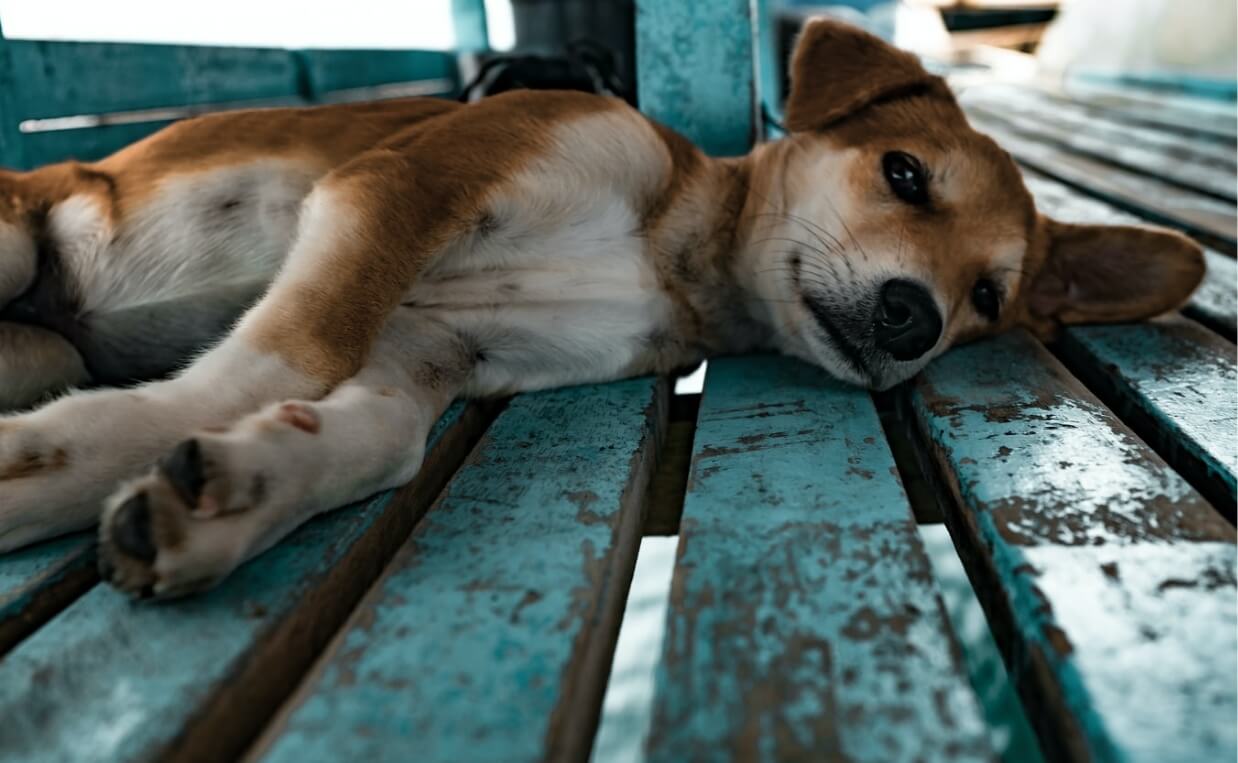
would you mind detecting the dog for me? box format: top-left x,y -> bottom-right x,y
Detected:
0,20 -> 1203,597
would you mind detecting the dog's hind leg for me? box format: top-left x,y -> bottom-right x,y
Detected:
97,313 -> 472,598
0,323 -> 89,410
0,147 -> 487,550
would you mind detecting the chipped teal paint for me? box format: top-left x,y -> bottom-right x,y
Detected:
259,379 -> 663,763
1020,169 -> 1237,337
912,332 -> 1236,763
646,356 -> 991,762
0,404 -> 470,763
0,534 -> 93,648
1060,317 -> 1237,510
636,0 -> 756,156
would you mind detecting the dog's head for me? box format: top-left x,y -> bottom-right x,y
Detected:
752,19 -> 1203,389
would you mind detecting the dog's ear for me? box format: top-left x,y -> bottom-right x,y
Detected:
1023,218 -> 1205,329
784,18 -> 945,132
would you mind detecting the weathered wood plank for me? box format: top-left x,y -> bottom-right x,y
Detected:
960,85 -> 1236,173
636,0 -> 757,156
0,402 -> 491,763
646,356 -> 992,762
0,27 -> 27,167
1020,168 -> 1237,339
962,97 -> 1236,202
0,534 -> 94,655
1056,316 -> 1237,520
254,378 -> 667,763
6,40 -> 302,120
297,49 -> 457,101
18,120 -> 176,167
967,109 -> 1238,251
912,332 -> 1237,763
1053,80 -> 1238,142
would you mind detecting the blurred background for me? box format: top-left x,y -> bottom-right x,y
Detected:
0,3 -> 1229,762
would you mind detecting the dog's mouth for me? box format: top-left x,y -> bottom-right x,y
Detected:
800,292 -> 874,386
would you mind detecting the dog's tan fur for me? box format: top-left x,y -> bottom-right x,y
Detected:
0,21 -> 1203,596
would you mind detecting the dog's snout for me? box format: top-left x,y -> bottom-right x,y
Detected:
873,279 -> 941,361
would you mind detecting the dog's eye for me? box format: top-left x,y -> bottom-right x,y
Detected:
882,151 -> 928,205
971,278 -> 1001,321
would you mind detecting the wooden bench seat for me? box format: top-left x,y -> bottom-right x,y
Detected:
0,3 -> 1235,761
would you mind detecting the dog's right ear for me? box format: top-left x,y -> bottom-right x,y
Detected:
784,18 -> 944,133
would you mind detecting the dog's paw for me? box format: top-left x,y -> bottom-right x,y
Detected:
98,407 -> 314,598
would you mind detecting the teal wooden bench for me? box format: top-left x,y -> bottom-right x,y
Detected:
0,4 -> 1234,762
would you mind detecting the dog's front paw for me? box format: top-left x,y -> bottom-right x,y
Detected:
98,425 -> 296,598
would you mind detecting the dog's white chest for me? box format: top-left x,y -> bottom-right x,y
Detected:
405,192 -> 671,396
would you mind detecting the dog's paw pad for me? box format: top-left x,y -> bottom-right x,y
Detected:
158,438 -> 208,515
111,492 -> 157,562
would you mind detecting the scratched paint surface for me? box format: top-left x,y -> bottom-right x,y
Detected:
1021,170 -> 1237,336
636,0 -> 755,156
1061,316 -> 1237,508
646,356 -> 991,762
913,332 -> 1236,763
259,378 -> 663,763
0,404 -> 470,763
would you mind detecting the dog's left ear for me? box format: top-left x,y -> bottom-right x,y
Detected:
784,18 -> 945,132
1024,218 -> 1205,329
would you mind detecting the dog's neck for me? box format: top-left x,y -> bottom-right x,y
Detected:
653,139 -> 807,362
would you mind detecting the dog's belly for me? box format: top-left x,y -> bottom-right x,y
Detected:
404,194 -> 675,397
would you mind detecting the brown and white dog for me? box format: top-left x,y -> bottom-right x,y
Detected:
0,21 -> 1203,597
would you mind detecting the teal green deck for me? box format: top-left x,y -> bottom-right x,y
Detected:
257,379 -> 665,763
911,334 -> 1235,763
0,4 -> 1235,762
646,357 -> 991,762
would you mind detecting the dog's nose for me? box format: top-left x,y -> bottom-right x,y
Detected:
873,279 -> 942,361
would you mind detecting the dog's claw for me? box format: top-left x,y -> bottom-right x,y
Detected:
159,438 -> 205,509
112,493 -> 157,562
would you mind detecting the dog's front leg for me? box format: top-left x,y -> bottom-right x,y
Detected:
97,314 -> 472,598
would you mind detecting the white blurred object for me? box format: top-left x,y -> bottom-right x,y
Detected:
1037,0 -> 1237,79
892,1 -> 953,58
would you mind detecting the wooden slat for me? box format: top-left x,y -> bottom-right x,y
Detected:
646,356 -> 992,762
961,85 -> 1236,172
1056,317 -> 1237,519
297,49 -> 457,100
967,109 -> 1238,251
253,378 -> 667,763
6,40 -> 302,120
0,29 -> 27,167
912,332 -> 1237,763
636,0 -> 757,156
1020,168 -> 1237,338
962,96 -> 1235,202
19,120 -> 176,167
0,402 -> 491,763
1054,81 -> 1238,142
0,534 -> 94,654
